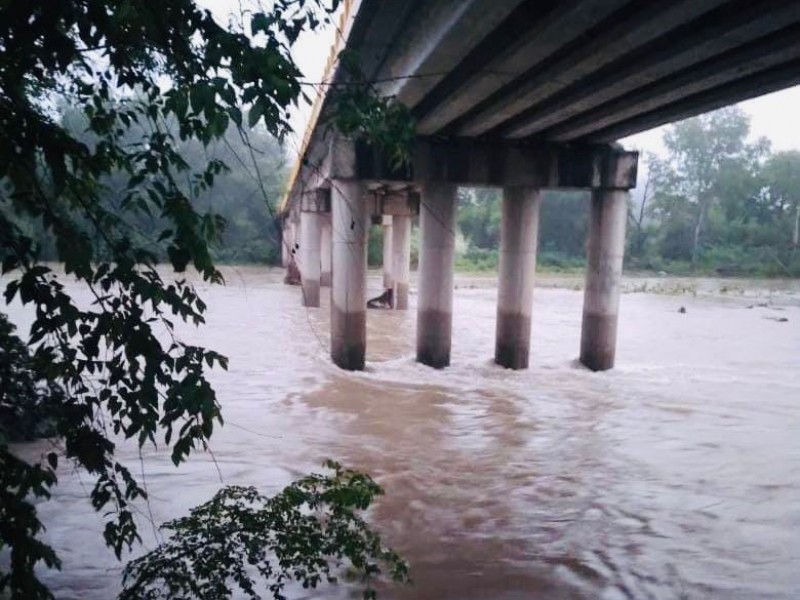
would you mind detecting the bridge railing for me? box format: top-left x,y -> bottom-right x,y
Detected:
280,0 -> 360,215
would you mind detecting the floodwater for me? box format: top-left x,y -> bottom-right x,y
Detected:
7,268 -> 800,599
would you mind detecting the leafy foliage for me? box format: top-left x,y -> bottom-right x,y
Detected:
1,0 -> 413,598
455,188 -> 589,273
636,108 -> 800,275
451,108 -> 800,277
646,107 -> 769,267
0,313 -> 63,442
331,49 -> 416,170
0,447 -> 61,600
0,314 -> 63,599
18,106 -> 291,266
120,462 -> 410,600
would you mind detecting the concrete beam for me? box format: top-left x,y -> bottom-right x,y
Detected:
366,190 -> 421,217
345,0 -> 420,83
356,140 -> 638,189
300,188 -> 331,213
501,0 -> 800,138
585,58 -> 800,143
379,0 -> 530,112
415,0 -> 630,135
286,159 -> 331,213
455,0 -> 731,137
547,24 -> 800,141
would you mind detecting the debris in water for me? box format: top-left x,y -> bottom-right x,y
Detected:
747,302 -> 769,309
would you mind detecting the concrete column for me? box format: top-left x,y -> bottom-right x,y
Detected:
299,211 -> 323,307
417,182 -> 457,368
320,215 -> 332,287
283,219 -> 297,266
391,214 -> 412,310
283,219 -> 302,286
580,189 -> 628,371
331,180 -> 368,370
495,187 -> 541,370
382,215 -> 394,289
281,220 -> 291,268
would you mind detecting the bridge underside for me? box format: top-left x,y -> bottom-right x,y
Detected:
283,0 -> 800,373
286,136 -> 635,372
358,0 -> 800,144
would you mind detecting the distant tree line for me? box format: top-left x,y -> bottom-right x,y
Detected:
16,105 -> 798,277
455,106 -> 800,277
632,106 -> 799,276
456,187 -> 589,272
9,104 -> 289,267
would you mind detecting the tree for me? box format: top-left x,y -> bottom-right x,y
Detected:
763,150 -> 800,249
455,187 -> 591,272
649,106 -> 769,268
120,462 -> 409,600
625,152 -> 656,263
0,1 -> 411,597
457,188 -> 501,250
538,190 -> 589,263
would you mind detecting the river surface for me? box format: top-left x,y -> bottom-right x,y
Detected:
6,268 -> 800,599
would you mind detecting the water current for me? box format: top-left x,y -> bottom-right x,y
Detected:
7,268 -> 800,599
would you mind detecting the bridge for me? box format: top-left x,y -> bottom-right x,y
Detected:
280,0 -> 800,371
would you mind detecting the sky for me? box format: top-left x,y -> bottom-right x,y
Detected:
622,86 -> 800,156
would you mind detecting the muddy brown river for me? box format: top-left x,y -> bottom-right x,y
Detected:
6,268 -> 800,599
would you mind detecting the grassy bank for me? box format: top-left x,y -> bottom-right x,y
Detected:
451,248 -> 800,279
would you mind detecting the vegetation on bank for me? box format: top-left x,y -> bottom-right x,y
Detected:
17,105 -> 797,279
454,107 -> 800,279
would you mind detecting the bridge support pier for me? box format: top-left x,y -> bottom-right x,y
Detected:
299,211 -> 323,307
391,214 -> 412,310
281,221 -> 292,268
417,182 -> 457,368
580,189 -> 628,371
495,187 -> 541,370
382,216 -> 394,290
320,215 -> 332,287
331,180 -> 368,370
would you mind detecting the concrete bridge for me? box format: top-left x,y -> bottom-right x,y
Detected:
280,0 -> 800,371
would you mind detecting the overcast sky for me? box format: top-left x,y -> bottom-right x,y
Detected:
622,86 -> 800,155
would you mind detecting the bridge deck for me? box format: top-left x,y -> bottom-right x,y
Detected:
285,0 -> 800,204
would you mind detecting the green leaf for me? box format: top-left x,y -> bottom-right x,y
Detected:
248,99 -> 265,128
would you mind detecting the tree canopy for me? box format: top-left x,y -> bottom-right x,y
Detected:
0,1 -> 412,598
640,107 -> 799,275
452,107 -> 800,277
